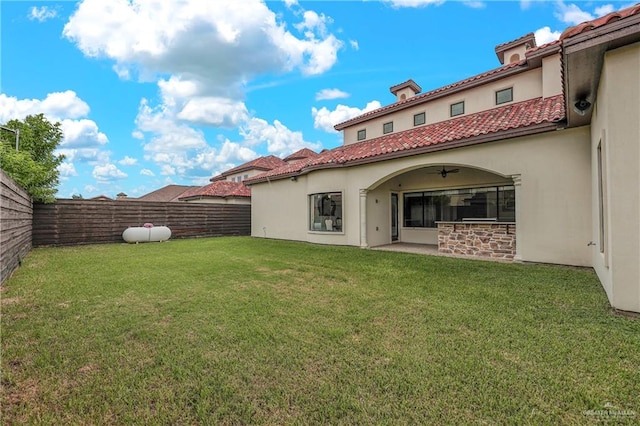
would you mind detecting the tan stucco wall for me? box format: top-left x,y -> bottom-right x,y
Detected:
252,127 -> 592,267
590,42 -> 640,312
228,169 -> 265,182
502,45 -> 526,64
343,68 -> 544,145
542,54 -> 563,99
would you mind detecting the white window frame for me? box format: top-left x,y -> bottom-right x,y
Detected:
309,192 -> 344,233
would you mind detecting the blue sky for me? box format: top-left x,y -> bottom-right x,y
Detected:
0,0 -> 632,198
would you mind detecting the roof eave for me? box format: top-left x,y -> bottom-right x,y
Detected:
249,121 -> 564,185
562,13 -> 640,127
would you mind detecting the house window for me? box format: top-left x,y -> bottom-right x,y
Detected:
403,186 -> 515,228
450,101 -> 464,117
357,129 -> 366,141
310,192 -> 343,232
243,174 -> 249,181
383,122 -> 393,134
496,87 -> 513,105
414,112 -> 426,126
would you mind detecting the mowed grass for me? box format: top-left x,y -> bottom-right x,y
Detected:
1,237 -> 639,424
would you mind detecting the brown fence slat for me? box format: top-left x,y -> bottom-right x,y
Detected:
1,169 -> 33,284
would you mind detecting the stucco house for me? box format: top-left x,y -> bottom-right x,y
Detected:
245,6 -> 640,313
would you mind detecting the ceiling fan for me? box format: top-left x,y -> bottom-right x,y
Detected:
427,166 -> 460,178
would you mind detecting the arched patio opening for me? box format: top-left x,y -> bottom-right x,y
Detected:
365,164 -> 519,261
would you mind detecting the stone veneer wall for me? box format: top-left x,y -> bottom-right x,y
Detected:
437,222 -> 516,260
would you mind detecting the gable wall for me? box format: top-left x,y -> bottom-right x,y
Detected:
590,42 -> 640,312
227,169 -> 265,183
343,67 -> 547,145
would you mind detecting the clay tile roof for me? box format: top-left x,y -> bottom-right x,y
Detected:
560,3 -> 640,40
247,95 -> 565,184
334,59 -> 527,131
136,185 -> 199,202
178,181 -> 251,200
390,79 -> 422,95
283,148 -> 318,162
524,39 -> 562,58
210,155 -> 288,181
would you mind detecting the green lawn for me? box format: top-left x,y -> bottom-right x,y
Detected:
1,237 -> 638,424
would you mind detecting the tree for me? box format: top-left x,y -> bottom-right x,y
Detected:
0,114 -> 65,203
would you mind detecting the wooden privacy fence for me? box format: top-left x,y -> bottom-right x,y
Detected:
33,199 -> 251,247
0,169 -> 32,284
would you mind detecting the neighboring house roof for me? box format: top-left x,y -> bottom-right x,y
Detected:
246,95 -> 565,184
89,195 -> 112,201
178,180 -> 251,200
283,148 -> 318,162
560,3 -> 640,39
136,185 -> 199,202
210,155 -> 287,181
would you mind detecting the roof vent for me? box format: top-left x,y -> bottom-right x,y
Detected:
390,79 -> 422,102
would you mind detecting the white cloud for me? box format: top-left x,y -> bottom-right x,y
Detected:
63,0 -> 343,93
552,2 -> 622,29
57,147 -> 109,163
534,26 -> 562,45
84,184 -> 99,194
240,117 -> 322,154
29,6 -> 57,22
594,5 -> 615,16
40,91 -> 89,119
161,165 -> 176,176
135,98 -> 208,153
463,1 -> 485,9
215,140 -> 258,164
350,40 -> 359,51
140,169 -> 155,177
60,118 -> 108,148
135,98 -> 259,181
62,0 -> 341,184
0,91 -> 89,122
58,162 -> 78,177
555,2 -> 594,25
177,97 -> 249,127
384,0 -> 445,7
0,91 -> 109,167
119,156 -> 138,166
316,88 -> 350,101
312,101 -> 382,133
92,163 -> 127,182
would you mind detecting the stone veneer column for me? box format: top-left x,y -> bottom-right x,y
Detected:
359,189 -> 368,248
512,174 -> 522,262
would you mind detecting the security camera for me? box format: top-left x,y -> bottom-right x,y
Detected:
573,99 -> 591,115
